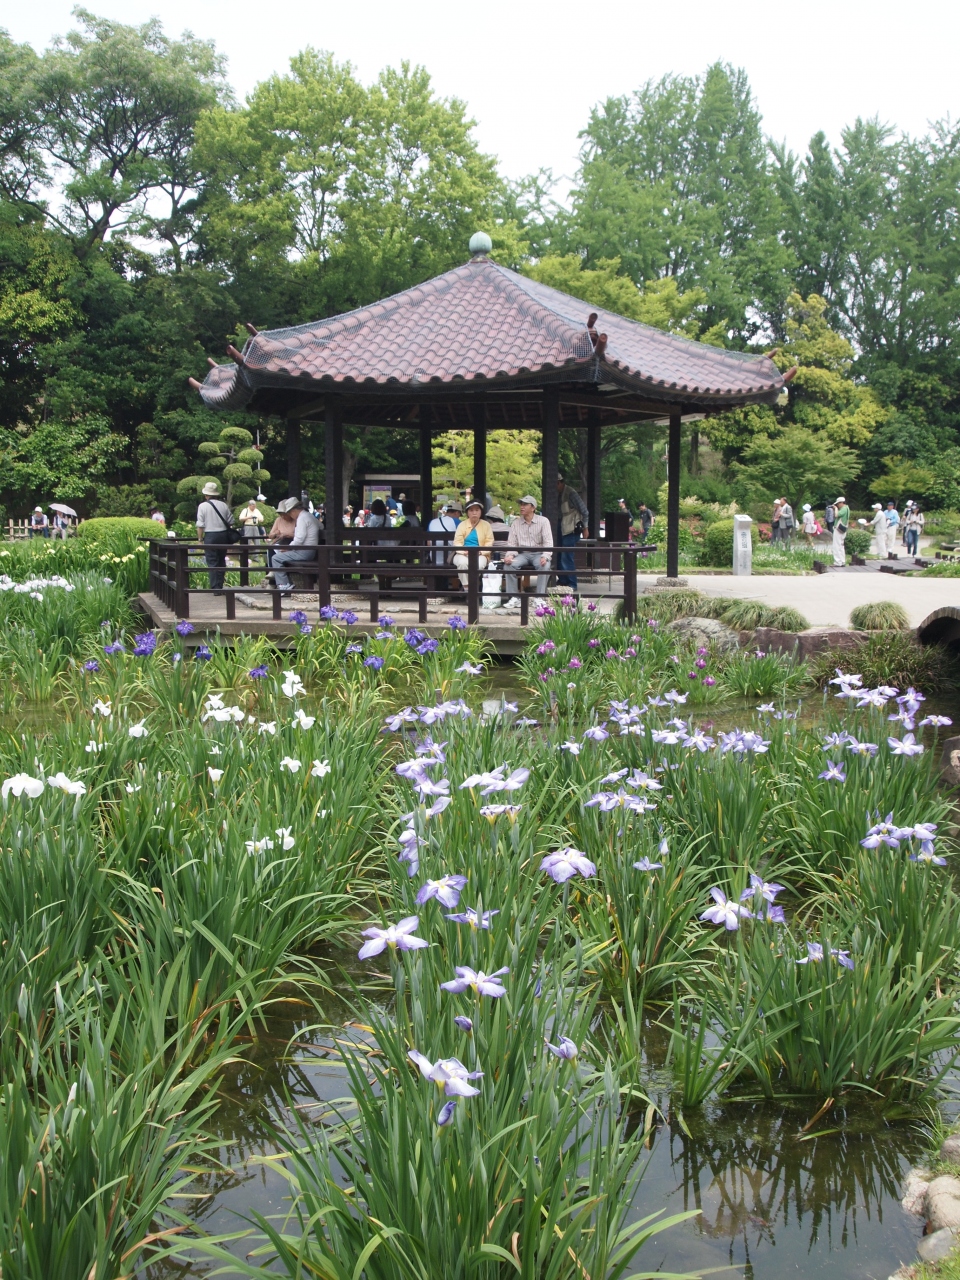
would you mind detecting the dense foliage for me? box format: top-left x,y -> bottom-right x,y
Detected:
1,19 -> 958,521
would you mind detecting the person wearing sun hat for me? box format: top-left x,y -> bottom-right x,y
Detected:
800,503 -> 817,543
863,502 -> 887,557
451,498 -> 494,592
832,496 -> 850,567
195,481 -> 237,593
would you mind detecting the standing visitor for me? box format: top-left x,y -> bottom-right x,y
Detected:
636,502 -> 653,540
824,501 -> 836,534
866,503 -> 886,556
884,502 -> 900,557
556,475 -> 589,589
150,508 -> 166,528
342,505 -> 354,527
365,499 -> 388,528
832,496 -> 850,567
428,500 -> 460,593
240,499 -> 264,541
502,496 -> 553,609
269,498 -> 320,592
451,499 -> 494,592
771,499 -> 783,544
777,498 -> 795,548
618,498 -> 634,523
195,481 -> 236,595
904,504 -> 924,556
29,507 -> 49,538
801,504 -> 816,544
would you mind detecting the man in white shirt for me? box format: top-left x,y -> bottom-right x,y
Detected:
427,499 -> 460,592
501,496 -> 553,609
270,498 -> 320,592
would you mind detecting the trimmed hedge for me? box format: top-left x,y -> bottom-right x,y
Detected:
702,518 -> 754,567
77,517 -> 160,544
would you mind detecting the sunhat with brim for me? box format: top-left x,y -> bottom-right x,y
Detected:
446,501 -> 463,513
465,499 -> 484,512
872,503 -> 883,510
277,497 -> 301,514
836,496 -> 846,503
201,482 -> 221,497
520,495 -> 539,507
802,504 -> 811,511
486,505 -> 506,521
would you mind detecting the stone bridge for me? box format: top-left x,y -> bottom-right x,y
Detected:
918,606 -> 960,650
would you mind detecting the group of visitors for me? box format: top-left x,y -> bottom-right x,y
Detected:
343,494 -> 420,528
760,496 -> 925,568
861,499 -> 924,558
27,506 -> 71,538
195,482 -> 321,594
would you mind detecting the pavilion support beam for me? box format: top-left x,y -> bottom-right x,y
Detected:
286,418 -> 302,500
419,408 -> 433,519
666,410 -> 682,578
324,401 -> 344,524
541,388 -> 560,542
473,406 -> 487,510
586,409 -> 602,538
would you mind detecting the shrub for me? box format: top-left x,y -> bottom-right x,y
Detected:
77,517 -> 160,545
844,528 -> 872,557
809,632 -> 959,693
712,598 -> 809,632
849,601 -> 911,631
639,588 -> 708,624
921,561 -> 960,578
701,517 -> 754,567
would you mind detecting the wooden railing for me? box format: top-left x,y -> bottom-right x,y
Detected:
148,531 -> 653,627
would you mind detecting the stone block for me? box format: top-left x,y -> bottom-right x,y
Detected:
940,737 -> 960,789
917,1226 -> 959,1263
666,616 -> 739,653
655,577 -> 688,589
925,1175 -> 960,1231
901,1168 -> 930,1216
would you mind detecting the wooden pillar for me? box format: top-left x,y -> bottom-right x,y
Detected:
666,410 -> 682,579
473,405 -> 487,511
586,410 -> 601,537
419,407 -> 433,518
324,401 -> 343,527
286,418 -> 302,499
541,388 -> 560,543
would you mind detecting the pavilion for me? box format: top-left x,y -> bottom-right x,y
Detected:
190,233 -> 793,575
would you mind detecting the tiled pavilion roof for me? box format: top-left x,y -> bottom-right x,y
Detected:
194,256 -> 788,425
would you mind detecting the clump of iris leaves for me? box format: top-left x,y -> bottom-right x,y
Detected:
0,578 -> 956,1280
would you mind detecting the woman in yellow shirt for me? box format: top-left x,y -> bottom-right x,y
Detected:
451,499 -> 494,589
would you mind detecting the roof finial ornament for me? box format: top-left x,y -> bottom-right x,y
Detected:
468,231 -> 492,260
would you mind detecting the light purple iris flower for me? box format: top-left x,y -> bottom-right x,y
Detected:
626,770 -> 663,792
888,708 -> 916,730
757,702 -> 776,713
818,760 -> 847,782
358,916 -> 429,959
911,848 -> 947,866
740,873 -> 784,904
651,729 -> 682,745
600,768 -> 630,784
396,759 -> 430,780
919,714 -> 953,728
797,942 -> 854,970
845,738 -> 879,757
682,730 -> 715,752
700,888 -> 753,930
441,965 -> 509,997
446,906 -> 499,929
415,738 -> 447,762
861,813 -> 906,848
416,875 -> 468,908
633,857 -> 663,872
454,1015 -> 474,1033
887,733 -> 924,756
664,690 -> 688,704
415,775 -> 451,799
383,707 -> 420,732
823,731 -> 852,750
559,741 -> 582,755
829,669 -> 862,687
856,689 -> 890,709
541,849 -> 597,883
424,795 -> 452,818
585,789 -> 656,813
546,1036 -> 578,1060
407,1050 -> 482,1096
437,1100 -> 458,1126
582,724 -> 609,742
397,827 -> 423,876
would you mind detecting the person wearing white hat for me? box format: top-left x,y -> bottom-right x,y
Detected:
501,495 -> 553,608
28,505 -> 49,538
800,503 -> 816,543
832,496 -> 850,567
195,481 -> 236,594
866,502 -> 887,557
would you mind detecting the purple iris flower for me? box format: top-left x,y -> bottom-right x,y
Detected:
407,1051 -> 482,1096
846,737 -> 879,757
446,905 -> 499,929
133,631 -> 157,656
383,707 -> 419,732
448,615 -> 467,630
588,638 -> 600,647
441,965 -> 509,997
83,659 -> 100,672
740,873 -> 784,904
175,619 -> 194,636
919,714 -> 953,727
819,760 -> 847,782
626,770 -> 663,792
911,848 -> 947,865
541,849 -> 597,883
861,812 -> 905,848
340,611 -> 359,625
417,638 -> 440,655
378,615 -> 395,627
423,795 -> 452,818
249,664 -> 269,679
454,1015 -> 474,1033
415,776 -> 450,801
319,605 -> 338,620
345,643 -> 363,655
194,645 -> 212,661
887,733 -> 924,756
601,768 -> 629,784
823,731 -> 852,749
405,629 -> 426,648
633,857 -> 663,872
583,724 -> 609,742
546,1036 -> 578,1061
364,655 -> 384,670
797,942 -> 854,970
416,875 -> 468,908
415,738 -> 447,763
700,888 -> 753,930
397,827 -> 423,875
585,789 -> 656,814
437,1100 -> 458,1126
289,610 -> 309,625
682,730 -> 715,752
358,916 -> 429,959
537,640 -> 556,655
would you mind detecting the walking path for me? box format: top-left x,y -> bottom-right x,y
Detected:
672,572 -> 959,630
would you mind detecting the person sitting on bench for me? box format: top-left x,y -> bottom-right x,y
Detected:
270,498 -> 320,592
501,495 -> 553,610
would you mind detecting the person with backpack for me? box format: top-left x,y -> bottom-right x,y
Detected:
824,501 -> 836,534
195,481 -> 237,594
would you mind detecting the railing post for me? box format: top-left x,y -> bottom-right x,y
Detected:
623,547 -> 638,622
175,543 -> 190,618
239,543 -> 249,587
317,543 -> 330,611
467,544 -> 480,625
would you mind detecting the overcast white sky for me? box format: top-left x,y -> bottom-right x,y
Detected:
8,0 -> 959,186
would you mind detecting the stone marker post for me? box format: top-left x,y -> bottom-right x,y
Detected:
733,514 -> 753,576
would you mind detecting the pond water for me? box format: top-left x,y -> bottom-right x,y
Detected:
148,1004 -> 954,1279
141,660 -> 960,1278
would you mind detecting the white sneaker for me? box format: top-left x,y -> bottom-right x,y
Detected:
502,597 -> 521,610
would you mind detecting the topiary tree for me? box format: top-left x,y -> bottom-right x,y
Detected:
176,426 -> 270,519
